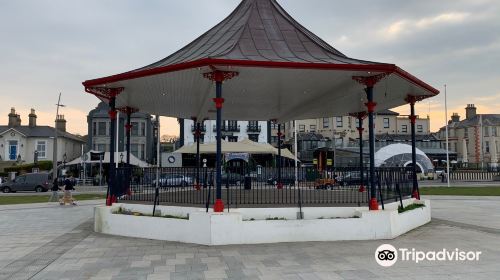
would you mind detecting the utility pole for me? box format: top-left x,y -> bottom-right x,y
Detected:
52,93 -> 65,180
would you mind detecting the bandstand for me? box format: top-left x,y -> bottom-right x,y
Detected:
84,0 -> 437,245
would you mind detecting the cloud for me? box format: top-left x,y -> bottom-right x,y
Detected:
380,12 -> 470,40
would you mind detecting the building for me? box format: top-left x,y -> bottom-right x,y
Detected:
438,104 -> 500,166
87,102 -> 155,163
282,110 -> 434,163
0,108 -> 84,164
180,119 -> 269,146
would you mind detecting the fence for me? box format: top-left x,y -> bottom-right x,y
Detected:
449,171 -> 500,181
113,166 -> 414,209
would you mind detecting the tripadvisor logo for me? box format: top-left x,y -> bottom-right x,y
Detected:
375,244 -> 482,267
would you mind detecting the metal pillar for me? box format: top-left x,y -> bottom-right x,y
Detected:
126,110 -> 132,166
357,114 -> 366,192
366,87 -> 378,210
107,96 -> 117,206
409,97 -> 420,199
195,121 -> 201,190
214,81 -> 224,212
277,123 -> 283,189
203,70 -> 238,212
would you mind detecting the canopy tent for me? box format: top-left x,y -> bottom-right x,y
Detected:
375,144 -> 434,173
174,139 -> 297,161
66,151 -> 150,168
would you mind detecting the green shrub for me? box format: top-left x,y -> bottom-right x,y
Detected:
4,161 -> 53,173
398,203 -> 425,213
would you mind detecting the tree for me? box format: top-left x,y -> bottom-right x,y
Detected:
161,135 -> 179,143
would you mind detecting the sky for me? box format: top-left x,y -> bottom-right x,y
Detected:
0,0 -> 499,136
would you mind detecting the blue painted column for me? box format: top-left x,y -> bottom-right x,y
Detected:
214,81 -> 224,212
107,96 -> 117,206
365,87 -> 378,210
408,97 -> 420,199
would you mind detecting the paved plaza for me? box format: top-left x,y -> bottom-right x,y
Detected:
0,197 -> 499,280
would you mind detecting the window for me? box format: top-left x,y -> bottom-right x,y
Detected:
464,128 -> 468,138
336,117 -> 343,128
310,125 -> 316,132
95,144 -> 107,152
131,144 -> 139,158
271,123 -> 279,129
131,122 -> 139,136
248,134 -> 259,142
299,125 -> 305,132
493,127 -> 498,137
92,122 -> 97,136
140,144 -> 145,160
401,125 -> 408,133
271,136 -> 278,143
36,141 -> 46,158
227,136 -> 238,142
140,122 -> 146,136
484,127 -> 490,137
355,118 -> 360,128
98,122 -> 107,136
417,125 -> 423,133
485,141 -> 490,153
383,118 -> 390,128
323,118 -> 329,128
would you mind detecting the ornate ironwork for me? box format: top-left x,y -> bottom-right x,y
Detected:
85,87 -> 124,100
203,70 -> 239,82
352,73 -> 390,87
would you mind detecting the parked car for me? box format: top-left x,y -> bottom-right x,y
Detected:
336,172 -> 364,186
154,174 -> 193,187
0,173 -> 51,193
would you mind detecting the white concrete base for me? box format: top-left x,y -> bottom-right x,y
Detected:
94,199 -> 431,245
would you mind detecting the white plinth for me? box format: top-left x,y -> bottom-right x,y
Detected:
94,199 -> 431,245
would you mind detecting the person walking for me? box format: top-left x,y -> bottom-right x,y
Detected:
60,173 -> 77,205
48,177 -> 60,202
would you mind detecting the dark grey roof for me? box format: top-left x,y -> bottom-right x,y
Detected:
88,102 -> 152,119
376,109 -> 399,116
295,132 -> 327,141
440,114 -> 500,131
375,133 -> 439,142
134,0 -> 387,71
0,126 -> 85,143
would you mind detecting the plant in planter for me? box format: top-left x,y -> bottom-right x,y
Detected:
398,203 -> 425,213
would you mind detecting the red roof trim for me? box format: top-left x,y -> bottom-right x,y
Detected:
82,58 -> 439,95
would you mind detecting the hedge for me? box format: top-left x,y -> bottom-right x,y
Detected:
4,161 -> 53,174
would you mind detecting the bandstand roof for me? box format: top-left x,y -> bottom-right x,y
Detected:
83,0 -> 439,122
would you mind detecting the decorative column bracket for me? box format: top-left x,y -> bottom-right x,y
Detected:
352,73 -> 390,87
85,87 -> 124,101
203,70 -> 239,83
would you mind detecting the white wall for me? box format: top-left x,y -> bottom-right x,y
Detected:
95,199 -> 431,245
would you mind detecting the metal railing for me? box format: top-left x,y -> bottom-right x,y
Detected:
247,125 -> 261,133
191,124 -> 207,132
213,125 -> 240,132
112,166 -> 413,208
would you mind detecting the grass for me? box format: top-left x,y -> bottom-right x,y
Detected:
419,187 -> 500,196
0,194 -> 106,205
398,203 -> 425,213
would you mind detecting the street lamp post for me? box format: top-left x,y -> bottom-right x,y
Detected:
63,153 -> 67,176
52,93 -> 66,181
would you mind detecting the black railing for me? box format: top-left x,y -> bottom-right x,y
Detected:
213,125 -> 240,132
114,166 -> 413,208
191,124 -> 206,132
247,125 -> 261,133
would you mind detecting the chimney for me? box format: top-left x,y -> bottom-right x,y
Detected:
465,104 -> 477,119
28,109 -> 37,127
8,108 -> 21,127
55,115 -> 67,132
451,113 -> 460,123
